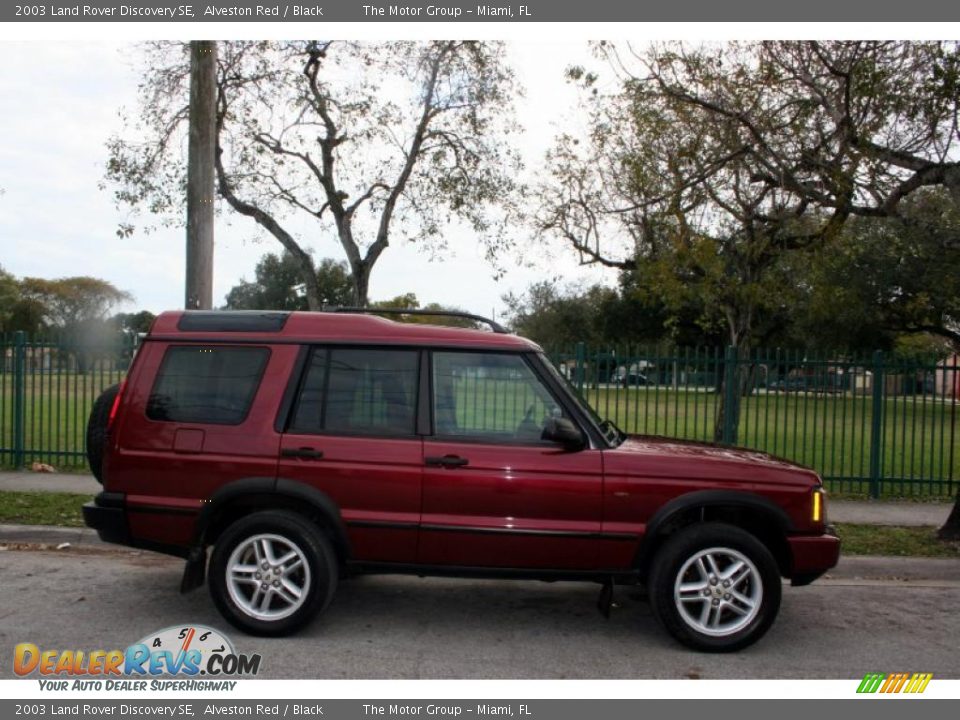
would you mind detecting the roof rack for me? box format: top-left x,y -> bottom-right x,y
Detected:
328,306 -> 509,334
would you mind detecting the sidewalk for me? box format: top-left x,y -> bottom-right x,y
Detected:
0,470 -> 954,526
0,470 -> 100,495
829,500 -> 952,527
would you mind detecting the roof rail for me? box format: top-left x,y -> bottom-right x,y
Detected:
328,306 -> 509,334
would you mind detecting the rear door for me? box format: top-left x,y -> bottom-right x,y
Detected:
419,351 -> 604,570
278,346 -> 423,563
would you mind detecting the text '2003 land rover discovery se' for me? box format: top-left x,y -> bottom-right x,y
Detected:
84,309 -> 839,652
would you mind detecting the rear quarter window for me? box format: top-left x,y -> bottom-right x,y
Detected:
146,345 -> 270,425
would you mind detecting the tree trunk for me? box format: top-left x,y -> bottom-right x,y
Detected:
713,317 -> 752,444
939,494 -> 960,540
293,255 -> 321,311
713,368 -> 747,444
351,262 -> 371,307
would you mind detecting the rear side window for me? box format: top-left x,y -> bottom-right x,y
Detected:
289,348 -> 418,437
147,346 -> 269,425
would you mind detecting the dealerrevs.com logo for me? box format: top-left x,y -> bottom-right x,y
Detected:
13,624 -> 262,691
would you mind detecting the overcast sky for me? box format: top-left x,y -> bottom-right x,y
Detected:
0,40 -> 618,319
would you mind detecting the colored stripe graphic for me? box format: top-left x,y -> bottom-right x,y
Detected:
857,672 -> 932,694
857,673 -> 886,693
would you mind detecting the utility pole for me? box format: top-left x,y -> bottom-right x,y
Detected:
185,40 -> 217,310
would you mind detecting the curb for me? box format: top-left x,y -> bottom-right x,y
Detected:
827,555 -> 960,582
0,523 -> 107,548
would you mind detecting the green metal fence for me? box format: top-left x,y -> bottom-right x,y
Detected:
0,332 -> 957,498
552,344 -> 959,498
0,331 -> 134,470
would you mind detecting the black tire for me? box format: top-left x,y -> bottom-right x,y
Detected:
209,510 -> 338,637
86,384 -> 120,483
648,522 -> 781,652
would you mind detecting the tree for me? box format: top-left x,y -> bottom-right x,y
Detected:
224,252 -> 353,310
629,41 -> 960,232
0,266 -> 46,336
18,277 -> 132,330
797,190 -> 960,350
539,41 -> 960,440
107,41 -> 522,308
747,188 -> 960,354
0,266 -> 20,332
370,294 -> 478,328
502,271 -> 733,358
113,310 -> 158,337
601,41 -> 960,535
18,277 -> 133,371
372,293 -> 420,311
502,281 -> 608,349
539,60 -> 816,439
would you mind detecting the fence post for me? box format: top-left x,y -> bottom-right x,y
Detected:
869,350 -> 885,499
574,342 -> 586,393
722,344 -> 738,445
12,331 -> 26,469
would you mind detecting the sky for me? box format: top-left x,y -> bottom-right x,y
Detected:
0,40 -> 619,320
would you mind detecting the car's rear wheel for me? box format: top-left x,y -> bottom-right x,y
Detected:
86,383 -> 120,483
209,511 -> 338,636
648,522 -> 781,652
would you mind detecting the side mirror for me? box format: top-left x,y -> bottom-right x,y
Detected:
542,417 -> 586,450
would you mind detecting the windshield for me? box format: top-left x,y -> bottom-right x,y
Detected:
537,353 -> 625,447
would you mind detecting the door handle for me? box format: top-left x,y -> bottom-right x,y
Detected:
281,447 -> 325,460
425,455 -> 469,468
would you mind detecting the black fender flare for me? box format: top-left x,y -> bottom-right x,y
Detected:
192,476 -> 351,553
633,489 -> 793,573
181,476 -> 351,593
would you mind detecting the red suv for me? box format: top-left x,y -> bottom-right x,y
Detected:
83,310 -> 839,652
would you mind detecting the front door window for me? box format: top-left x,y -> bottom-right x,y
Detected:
432,351 -> 566,444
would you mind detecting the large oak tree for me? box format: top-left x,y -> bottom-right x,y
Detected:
107,41 -> 522,307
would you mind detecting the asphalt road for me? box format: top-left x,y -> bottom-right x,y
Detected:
1,545 -> 958,680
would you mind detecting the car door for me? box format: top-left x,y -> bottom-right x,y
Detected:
419,350 -> 604,570
278,346 -> 423,564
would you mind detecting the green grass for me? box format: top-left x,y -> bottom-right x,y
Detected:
0,491 -> 94,527
835,522 -> 960,558
0,371 -> 124,471
578,386 -> 959,497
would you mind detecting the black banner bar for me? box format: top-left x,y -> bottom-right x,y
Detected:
1,699 -> 958,720
4,0 -> 960,22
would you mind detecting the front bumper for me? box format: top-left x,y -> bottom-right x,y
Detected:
82,491 -> 130,545
788,525 -> 841,586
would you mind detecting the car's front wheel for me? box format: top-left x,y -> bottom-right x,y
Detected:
208,511 -> 338,636
648,522 -> 781,652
